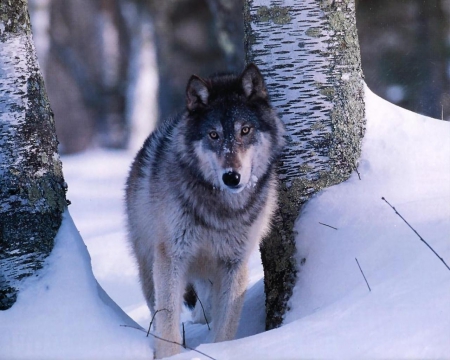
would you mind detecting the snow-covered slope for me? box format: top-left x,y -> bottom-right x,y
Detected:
0,211 -> 153,360
1,87 -> 449,359
170,88 -> 450,359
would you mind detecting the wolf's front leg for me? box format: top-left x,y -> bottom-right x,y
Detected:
153,243 -> 185,358
212,263 -> 248,342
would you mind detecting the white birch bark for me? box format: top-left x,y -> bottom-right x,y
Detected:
244,0 -> 365,329
0,1 -> 66,310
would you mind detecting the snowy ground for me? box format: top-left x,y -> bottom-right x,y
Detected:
60,149 -> 150,326
1,87 -> 449,359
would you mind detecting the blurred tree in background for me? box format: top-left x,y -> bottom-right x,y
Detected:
146,0 -> 244,121
28,0 -> 450,153
357,0 -> 450,121
46,0 -> 131,152
30,0 -> 139,154
29,0 -> 244,154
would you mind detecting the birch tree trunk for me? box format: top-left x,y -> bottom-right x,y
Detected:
244,0 -> 365,329
0,1 -> 66,310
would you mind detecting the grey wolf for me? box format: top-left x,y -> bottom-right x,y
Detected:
125,63 -> 284,358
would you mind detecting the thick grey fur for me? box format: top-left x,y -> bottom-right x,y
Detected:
125,64 -> 284,358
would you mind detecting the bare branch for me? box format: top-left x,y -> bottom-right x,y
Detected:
319,222 -> 338,230
354,165 -> 361,180
120,324 -> 217,360
355,258 -> 371,292
147,308 -> 169,337
382,197 -> 450,272
192,287 -> 211,330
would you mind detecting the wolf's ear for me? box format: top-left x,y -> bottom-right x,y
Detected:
241,63 -> 268,101
186,75 -> 209,111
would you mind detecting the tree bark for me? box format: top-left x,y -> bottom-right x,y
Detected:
244,0 -> 365,329
0,1 -> 67,310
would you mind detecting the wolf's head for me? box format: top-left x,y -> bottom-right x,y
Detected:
181,64 -> 284,193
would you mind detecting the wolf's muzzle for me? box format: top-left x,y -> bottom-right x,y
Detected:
222,171 -> 241,188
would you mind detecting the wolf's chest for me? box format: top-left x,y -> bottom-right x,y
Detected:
174,186 -> 262,231
170,207 -> 250,261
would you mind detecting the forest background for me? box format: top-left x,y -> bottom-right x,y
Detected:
28,0 -> 450,155
1,2 -> 449,358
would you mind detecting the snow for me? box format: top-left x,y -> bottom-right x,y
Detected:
0,210 -> 153,360
1,86 -> 449,359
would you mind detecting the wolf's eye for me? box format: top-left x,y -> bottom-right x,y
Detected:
241,126 -> 251,136
209,131 -> 219,140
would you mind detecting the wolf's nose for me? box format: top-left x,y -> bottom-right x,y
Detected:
222,171 -> 241,188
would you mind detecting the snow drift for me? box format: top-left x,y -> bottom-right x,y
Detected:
1,87 -> 449,359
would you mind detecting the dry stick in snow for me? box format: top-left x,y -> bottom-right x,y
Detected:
355,258 -> 371,292
381,197 -> 450,272
192,287 -> 211,330
319,222 -> 338,230
146,308 -> 169,337
354,165 -> 361,180
120,324 -> 218,360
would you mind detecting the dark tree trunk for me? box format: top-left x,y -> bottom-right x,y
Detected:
206,0 -> 245,73
0,1 -> 67,310
147,0 -> 244,122
45,0 -> 131,153
244,0 -> 365,329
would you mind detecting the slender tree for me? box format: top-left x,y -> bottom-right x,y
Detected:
207,0 -> 245,72
0,1 -> 66,310
44,0 -> 131,153
147,0 -> 244,122
244,0 -> 365,329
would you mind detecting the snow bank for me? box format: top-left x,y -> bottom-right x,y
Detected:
0,210 -> 153,360
288,86 -> 450,327
1,87 -> 449,359
170,87 -> 450,359
60,150 -> 150,326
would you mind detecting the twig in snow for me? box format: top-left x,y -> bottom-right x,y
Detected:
120,324 -> 217,360
319,222 -> 338,230
355,258 -> 371,292
192,287 -> 211,330
354,165 -> 361,180
182,322 -> 186,349
381,197 -> 450,272
147,308 -> 169,337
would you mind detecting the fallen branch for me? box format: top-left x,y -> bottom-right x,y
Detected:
120,324 -> 217,360
319,222 -> 338,230
147,308 -> 169,337
355,258 -> 371,292
192,287 -> 211,330
382,197 -> 450,272
354,165 -> 361,180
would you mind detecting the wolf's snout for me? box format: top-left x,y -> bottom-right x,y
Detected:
222,171 -> 241,188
